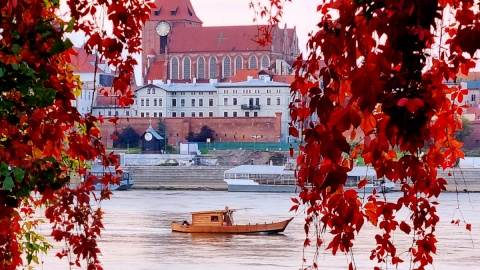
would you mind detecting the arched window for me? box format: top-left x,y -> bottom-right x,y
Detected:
209,56 -> 217,79
170,57 -> 179,80
197,57 -> 205,79
235,56 -> 243,74
183,57 -> 191,80
248,55 -> 258,69
261,56 -> 270,69
223,56 -> 231,78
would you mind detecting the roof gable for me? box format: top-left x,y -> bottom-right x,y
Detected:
150,0 -> 202,24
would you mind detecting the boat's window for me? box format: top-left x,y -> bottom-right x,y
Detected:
211,216 -> 219,222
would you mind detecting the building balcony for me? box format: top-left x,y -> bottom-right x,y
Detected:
241,104 -> 261,110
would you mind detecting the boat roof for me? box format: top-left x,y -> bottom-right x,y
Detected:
224,165 -> 293,175
191,210 -> 227,215
224,165 -> 375,176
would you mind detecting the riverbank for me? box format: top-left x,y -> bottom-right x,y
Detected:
125,165 -> 480,193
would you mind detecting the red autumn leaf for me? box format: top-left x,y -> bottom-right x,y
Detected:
466,223 -> 472,231
400,221 -> 411,234
358,178 -> 367,189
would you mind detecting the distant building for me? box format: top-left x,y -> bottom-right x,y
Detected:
141,0 -> 300,85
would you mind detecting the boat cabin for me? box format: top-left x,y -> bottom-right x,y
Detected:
190,207 -> 234,227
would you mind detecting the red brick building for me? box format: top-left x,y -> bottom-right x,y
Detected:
142,0 -> 300,84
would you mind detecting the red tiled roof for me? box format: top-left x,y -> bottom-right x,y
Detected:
272,75 -> 295,84
457,71 -> 480,81
226,69 -> 261,82
145,61 -> 165,82
71,47 -> 102,73
168,25 -> 271,53
150,0 -> 202,24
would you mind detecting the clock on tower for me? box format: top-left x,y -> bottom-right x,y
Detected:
156,21 -> 170,54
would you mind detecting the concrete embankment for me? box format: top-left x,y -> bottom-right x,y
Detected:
125,165 -> 480,193
125,165 -> 232,191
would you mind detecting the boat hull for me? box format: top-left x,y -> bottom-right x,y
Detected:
171,217 -> 293,234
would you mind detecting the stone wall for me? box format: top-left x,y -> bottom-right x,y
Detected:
98,113 -> 282,148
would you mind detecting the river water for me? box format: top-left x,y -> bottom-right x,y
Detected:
39,190 -> 480,270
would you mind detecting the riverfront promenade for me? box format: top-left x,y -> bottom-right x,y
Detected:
125,165 -> 480,192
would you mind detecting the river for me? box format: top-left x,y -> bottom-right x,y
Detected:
39,190 -> 480,270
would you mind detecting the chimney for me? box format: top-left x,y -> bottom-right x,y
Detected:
167,79 -> 171,85
193,77 -> 197,85
247,75 -> 253,81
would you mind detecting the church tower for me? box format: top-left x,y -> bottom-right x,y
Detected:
142,0 -> 202,82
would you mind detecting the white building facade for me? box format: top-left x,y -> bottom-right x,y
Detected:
101,76 -> 292,141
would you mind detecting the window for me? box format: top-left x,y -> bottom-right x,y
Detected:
245,111 -> 250,117
181,99 -> 185,107
172,112 -> 177,117
233,98 -> 237,105
249,55 -> 257,69
209,57 -> 217,79
211,216 -> 219,221
146,98 -> 149,106
154,98 -> 157,106
209,112 -> 213,117
126,111 -> 129,116
199,99 -> 203,107
224,111 -> 228,117
159,112 -> 162,117
191,112 -> 196,117
171,57 -> 179,79
224,98 -> 228,106
140,112 -> 144,117
277,97 -> 281,105
255,98 -> 260,105
147,88 -> 151,94
261,56 -> 269,69
181,112 -> 185,117
108,111 -> 112,116
267,97 -> 271,105
472,94 -> 476,102
254,112 -> 258,117
183,57 -> 191,79
146,112 -> 150,117
233,111 -> 237,117
197,57 -> 205,79
209,98 -> 214,106
152,88 -> 155,94
199,112 -> 203,117
154,112 -> 157,117
140,99 -> 144,106
223,56 -> 231,78
191,99 -> 195,107
172,99 -> 177,107
159,98 -> 163,106
235,56 -> 243,73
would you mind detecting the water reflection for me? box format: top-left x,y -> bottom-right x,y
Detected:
40,190 -> 480,270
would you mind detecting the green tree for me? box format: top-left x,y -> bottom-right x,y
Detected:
186,125 -> 215,142
114,126 -> 140,148
157,118 -> 167,150
456,117 -> 473,142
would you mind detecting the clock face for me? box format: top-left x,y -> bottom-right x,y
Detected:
156,21 -> 171,36
145,132 -> 153,141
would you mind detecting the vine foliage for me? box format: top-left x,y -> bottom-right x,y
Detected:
0,0 -> 153,269
252,0 -> 478,269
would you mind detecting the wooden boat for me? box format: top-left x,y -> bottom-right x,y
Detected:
171,207 -> 293,234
